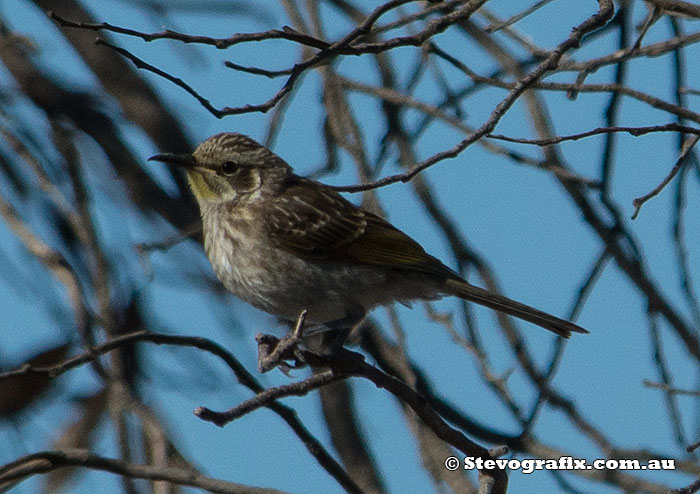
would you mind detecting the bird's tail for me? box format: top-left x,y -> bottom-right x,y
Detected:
445,279 -> 588,338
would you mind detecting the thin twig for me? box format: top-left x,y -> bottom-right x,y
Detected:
332,1 -> 615,192
488,123 -> 700,145
51,12 -> 331,50
632,134 -> 700,219
95,39 -> 223,116
224,61 -> 293,78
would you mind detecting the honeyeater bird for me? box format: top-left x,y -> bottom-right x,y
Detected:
150,132 -> 587,349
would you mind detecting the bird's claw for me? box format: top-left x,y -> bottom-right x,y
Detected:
255,333 -> 306,374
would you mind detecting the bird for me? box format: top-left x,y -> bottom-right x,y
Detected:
149,132 -> 587,351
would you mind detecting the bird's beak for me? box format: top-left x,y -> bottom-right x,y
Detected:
148,153 -> 197,169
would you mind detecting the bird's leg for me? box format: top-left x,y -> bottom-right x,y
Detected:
302,310 -> 365,355
256,309 -> 365,373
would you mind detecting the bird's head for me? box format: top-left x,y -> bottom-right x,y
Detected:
149,133 -> 291,205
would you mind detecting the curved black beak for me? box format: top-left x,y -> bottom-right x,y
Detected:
148,153 -> 197,169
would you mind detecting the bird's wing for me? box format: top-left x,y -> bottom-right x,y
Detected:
265,179 -> 367,255
265,178 -> 458,279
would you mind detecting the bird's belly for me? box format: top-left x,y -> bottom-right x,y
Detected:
205,232 -> 403,324
203,218 -> 444,325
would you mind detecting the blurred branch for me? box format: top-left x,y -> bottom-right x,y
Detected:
647,313 -> 688,449
0,331 -> 360,494
0,193 -> 87,334
0,23 -> 196,229
483,0 -> 554,33
0,450 -> 292,494
643,380 -> 700,397
643,0 -> 700,18
37,0 -> 196,176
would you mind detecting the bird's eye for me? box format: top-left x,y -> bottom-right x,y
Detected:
221,161 -> 236,175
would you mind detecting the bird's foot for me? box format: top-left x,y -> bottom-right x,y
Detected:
255,333 -> 306,374
256,310 -> 309,374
